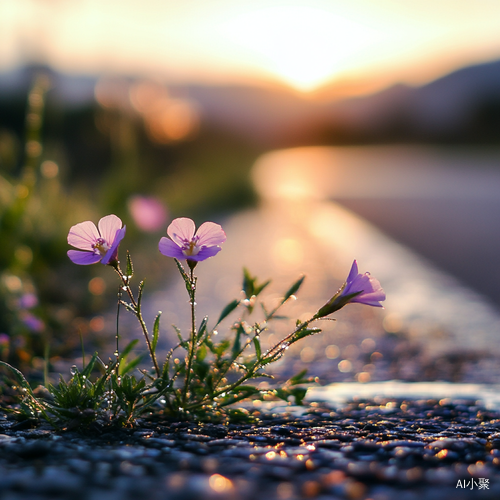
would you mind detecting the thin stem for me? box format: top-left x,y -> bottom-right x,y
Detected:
212,321 -> 265,391
187,318 -> 316,412
262,319 -> 312,362
116,286 -> 121,357
113,265 -> 160,377
182,267 -> 197,408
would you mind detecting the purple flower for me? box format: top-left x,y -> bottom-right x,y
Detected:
159,217 -> 226,262
67,214 -> 126,265
18,293 -> 38,309
315,260 -> 385,318
21,312 -> 45,333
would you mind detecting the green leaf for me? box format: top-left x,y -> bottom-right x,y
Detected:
283,275 -> 305,302
119,353 -> 147,376
197,343 -> 207,362
290,387 -> 308,405
161,359 -> 170,380
207,339 -> 230,357
81,353 -> 98,379
119,339 -> 139,362
253,337 -> 262,360
126,251 -> 134,279
0,361 -> 32,389
152,313 -> 161,352
231,323 -> 244,358
242,268 -> 271,297
217,385 -> 260,407
242,268 -> 254,297
137,280 -> 145,309
197,316 -> 209,341
216,299 -> 240,326
289,369 -> 309,385
193,360 -> 209,380
172,325 -> 187,348
293,327 -> 321,342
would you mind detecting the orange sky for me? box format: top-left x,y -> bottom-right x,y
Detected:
2,0 -> 500,95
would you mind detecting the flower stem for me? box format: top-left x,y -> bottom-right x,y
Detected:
112,264 -> 160,377
187,318 -> 317,412
182,267 -> 197,408
262,319 -> 312,362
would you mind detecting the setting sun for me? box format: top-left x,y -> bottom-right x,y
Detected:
2,0 -> 500,95
220,6 -> 381,91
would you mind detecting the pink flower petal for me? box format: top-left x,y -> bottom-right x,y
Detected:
67,221 -> 100,251
159,237 -> 185,259
195,222 -> 226,247
167,218 -> 196,247
98,214 -> 123,245
67,249 -> 102,265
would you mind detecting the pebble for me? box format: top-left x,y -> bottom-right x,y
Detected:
2,398 -> 500,499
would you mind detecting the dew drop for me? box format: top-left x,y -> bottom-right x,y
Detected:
70,365 -> 78,376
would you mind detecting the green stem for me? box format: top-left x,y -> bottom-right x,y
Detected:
116,287 -> 121,357
189,318 -> 316,412
113,265 -> 160,377
182,267 -> 197,408
262,319 -> 312,362
212,321 -> 265,391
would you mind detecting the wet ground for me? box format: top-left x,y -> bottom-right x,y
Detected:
2,398 -> 500,500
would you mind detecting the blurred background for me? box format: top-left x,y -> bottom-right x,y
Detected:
1,0 -> 500,383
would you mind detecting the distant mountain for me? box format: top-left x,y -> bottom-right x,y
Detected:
182,59 -> 500,145
2,58 -> 500,146
326,59 -> 500,142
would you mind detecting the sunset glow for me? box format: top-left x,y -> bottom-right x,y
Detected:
2,0 -> 500,94
219,6 -> 382,91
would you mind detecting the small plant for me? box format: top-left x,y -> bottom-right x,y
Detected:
1,214 -> 385,427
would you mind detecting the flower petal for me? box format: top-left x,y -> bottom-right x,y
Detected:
346,260 -> 359,284
188,245 -> 222,261
101,226 -> 126,265
98,214 -> 123,245
195,222 -> 226,247
67,221 -> 100,251
67,249 -> 102,265
159,237 -> 186,259
167,217 -> 196,247
351,295 -> 385,307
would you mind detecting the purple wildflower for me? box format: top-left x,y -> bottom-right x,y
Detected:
67,214 -> 126,265
315,260 -> 385,318
21,312 -> 45,333
18,293 -> 38,309
159,217 -> 226,262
